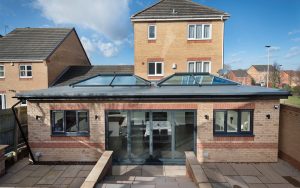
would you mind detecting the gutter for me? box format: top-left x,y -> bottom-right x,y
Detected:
131,15 -> 230,22
12,100 -> 36,163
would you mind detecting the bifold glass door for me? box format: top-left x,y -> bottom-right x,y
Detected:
106,110 -> 196,164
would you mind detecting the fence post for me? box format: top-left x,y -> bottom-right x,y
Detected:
13,109 -> 19,162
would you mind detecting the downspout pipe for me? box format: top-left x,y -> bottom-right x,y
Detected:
12,100 -> 36,163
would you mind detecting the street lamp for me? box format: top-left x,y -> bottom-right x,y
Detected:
265,45 -> 271,88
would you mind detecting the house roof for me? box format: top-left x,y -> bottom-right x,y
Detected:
0,28 -> 74,62
16,73 -> 290,100
251,65 -> 275,72
53,65 -> 134,86
230,70 -> 249,78
282,70 -> 300,76
131,0 -> 229,21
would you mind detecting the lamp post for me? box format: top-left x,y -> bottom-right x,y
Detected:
265,45 -> 271,88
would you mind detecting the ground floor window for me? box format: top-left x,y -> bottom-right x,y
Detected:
0,94 -> 6,109
213,109 -> 253,135
106,110 -> 195,164
51,110 -> 89,136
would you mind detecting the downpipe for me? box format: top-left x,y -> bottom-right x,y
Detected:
12,100 -> 36,163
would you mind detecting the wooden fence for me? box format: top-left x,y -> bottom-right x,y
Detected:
0,107 -> 28,154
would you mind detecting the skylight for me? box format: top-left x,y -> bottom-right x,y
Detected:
72,74 -> 151,87
157,73 -> 238,86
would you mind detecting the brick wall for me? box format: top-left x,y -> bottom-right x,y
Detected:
279,104 -> 300,170
247,67 -> 267,85
134,21 -> 224,80
27,100 -> 280,162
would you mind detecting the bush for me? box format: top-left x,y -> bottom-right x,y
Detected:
282,84 -> 292,92
292,86 -> 300,96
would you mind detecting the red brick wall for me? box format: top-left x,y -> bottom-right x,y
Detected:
27,100 -> 280,162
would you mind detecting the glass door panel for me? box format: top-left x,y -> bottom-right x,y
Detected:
107,111 -> 128,162
174,111 -> 195,159
152,111 -> 172,160
130,111 -> 150,161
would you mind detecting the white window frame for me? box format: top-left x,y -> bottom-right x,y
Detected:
19,65 -> 32,78
0,94 -> 6,109
148,62 -> 164,76
148,25 -> 156,40
187,61 -> 211,73
0,65 -> 4,78
187,24 -> 212,40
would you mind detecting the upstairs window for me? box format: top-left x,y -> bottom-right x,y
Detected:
188,61 -> 211,73
19,65 -> 32,78
0,65 -> 4,78
51,110 -> 89,136
188,24 -> 211,40
148,25 -> 156,40
213,110 -> 253,136
148,62 -> 163,76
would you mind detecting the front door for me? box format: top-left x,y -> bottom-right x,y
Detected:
106,110 -> 195,164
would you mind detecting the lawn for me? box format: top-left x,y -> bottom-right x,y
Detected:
281,96 -> 300,107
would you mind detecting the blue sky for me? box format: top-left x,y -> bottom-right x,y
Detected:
0,0 -> 300,70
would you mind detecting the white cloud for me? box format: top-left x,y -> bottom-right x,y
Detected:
34,0 -> 130,41
97,41 -> 120,57
285,46 -> 300,58
80,36 -> 96,55
288,30 -> 300,35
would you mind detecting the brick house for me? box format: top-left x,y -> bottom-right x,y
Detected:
132,0 -> 229,80
280,70 -> 300,87
0,28 -> 90,109
227,69 -> 252,85
16,73 -> 289,163
14,0 -> 290,164
247,65 -> 274,86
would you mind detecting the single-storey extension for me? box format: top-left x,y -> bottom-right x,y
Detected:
16,72 -> 290,164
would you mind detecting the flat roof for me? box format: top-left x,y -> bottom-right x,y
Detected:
16,73 -> 290,101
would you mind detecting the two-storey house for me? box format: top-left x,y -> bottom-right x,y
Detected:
227,69 -> 253,86
247,65 -> 275,86
0,28 -> 90,109
131,0 -> 229,80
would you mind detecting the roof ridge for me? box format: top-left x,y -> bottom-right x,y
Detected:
181,0 -> 228,15
131,0 -> 166,18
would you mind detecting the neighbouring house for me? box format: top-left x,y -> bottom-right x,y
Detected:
16,73 -> 289,163
0,28 -> 90,109
281,70 -> 300,87
131,0 -> 229,80
227,69 -> 252,85
247,65 -> 274,86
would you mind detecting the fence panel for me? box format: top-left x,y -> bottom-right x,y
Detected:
0,107 -> 27,153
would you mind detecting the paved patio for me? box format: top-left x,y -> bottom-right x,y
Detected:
99,159 -> 300,188
0,158 -> 94,187
0,158 -> 300,188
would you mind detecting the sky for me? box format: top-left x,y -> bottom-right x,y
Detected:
0,0 -> 300,70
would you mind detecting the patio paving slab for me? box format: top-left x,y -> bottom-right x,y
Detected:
198,183 -> 213,188
265,183 -> 295,188
230,163 -> 263,176
248,184 -> 267,188
69,177 -> 86,188
5,169 -> 33,184
203,168 -> 227,183
215,163 -> 238,176
30,165 -> 53,177
224,176 -> 249,188
240,176 -> 262,184
61,165 -> 83,178
18,176 -> 40,187
6,158 -> 29,173
254,164 -> 288,184
54,177 -> 75,185
211,182 -> 231,188
37,169 -> 63,185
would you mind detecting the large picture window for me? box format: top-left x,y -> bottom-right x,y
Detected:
188,24 -> 211,40
51,110 -> 89,136
213,110 -> 253,135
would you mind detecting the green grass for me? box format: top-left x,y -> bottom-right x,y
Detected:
281,96 -> 300,107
